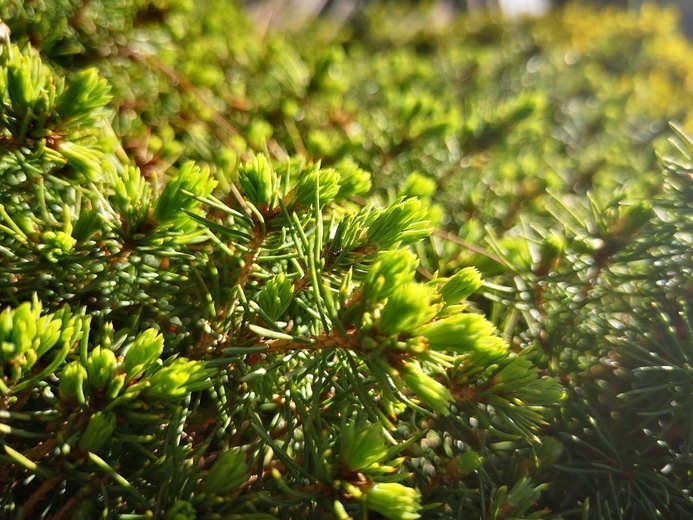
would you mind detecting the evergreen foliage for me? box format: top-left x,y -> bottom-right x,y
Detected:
0,1 -> 692,518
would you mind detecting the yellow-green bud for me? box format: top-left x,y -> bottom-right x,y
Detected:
378,283 -> 432,335
201,449 -> 248,496
415,314 -> 505,356
39,230 -> 76,263
1,302 -> 75,382
58,308 -> 82,346
123,329 -> 164,382
363,250 -> 418,301
341,423 -> 387,471
364,482 -> 421,520
106,373 -> 126,401
334,158 -> 371,199
9,302 -> 37,358
366,198 -> 430,249
36,314 -> 62,356
0,307 -> 13,346
59,361 -> 88,402
441,267 -> 483,305
293,164 -> 341,208
143,358 -> 215,401
55,141 -> 101,181
236,154 -> 277,210
152,162 -> 216,232
6,48 -> 44,113
400,363 -> 453,416
56,68 -> 112,122
257,274 -> 293,321
86,347 -> 117,391
79,411 -> 116,454
400,172 -> 436,200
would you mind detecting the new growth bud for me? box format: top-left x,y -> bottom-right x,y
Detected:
400,363 -> 453,416
236,154 -> 277,210
39,230 -> 76,263
0,303 -> 36,363
257,273 -> 293,321
143,358 -> 215,401
441,267 -> 483,305
364,482 -> 421,520
334,158 -> 372,199
293,163 -> 341,208
59,361 -> 87,403
54,141 -> 102,181
362,250 -> 418,302
340,422 -> 388,471
201,449 -> 248,496
79,411 -> 116,454
415,314 -> 505,356
378,283 -> 432,335
0,300 -> 77,385
366,198 -> 430,249
123,329 -> 164,382
86,347 -> 117,391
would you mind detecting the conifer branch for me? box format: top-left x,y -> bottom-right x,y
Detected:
2,2 -> 693,518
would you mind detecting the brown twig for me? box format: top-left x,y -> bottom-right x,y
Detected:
264,328 -> 359,353
237,227 -> 265,290
21,475 -> 63,518
433,229 -> 505,266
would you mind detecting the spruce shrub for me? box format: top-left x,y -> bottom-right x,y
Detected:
0,1 -> 691,518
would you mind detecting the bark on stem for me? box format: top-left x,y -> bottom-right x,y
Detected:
264,329 -> 359,353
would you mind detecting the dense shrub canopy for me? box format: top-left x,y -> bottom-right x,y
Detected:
0,1 -> 692,518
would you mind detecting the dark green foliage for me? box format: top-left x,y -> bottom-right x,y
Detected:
0,1 -> 692,519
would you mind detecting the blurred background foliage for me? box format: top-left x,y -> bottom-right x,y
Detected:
1,0 -> 693,518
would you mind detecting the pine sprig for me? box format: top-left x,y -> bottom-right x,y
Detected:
2,1 -> 693,518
